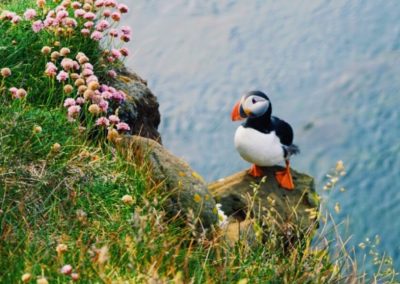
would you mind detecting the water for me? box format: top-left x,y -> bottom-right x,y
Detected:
120,0 -> 400,270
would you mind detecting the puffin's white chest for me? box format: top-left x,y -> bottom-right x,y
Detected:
234,125 -> 284,166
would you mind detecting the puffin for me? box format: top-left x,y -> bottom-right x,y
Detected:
231,90 -> 299,190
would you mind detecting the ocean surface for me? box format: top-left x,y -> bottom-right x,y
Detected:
120,0 -> 400,271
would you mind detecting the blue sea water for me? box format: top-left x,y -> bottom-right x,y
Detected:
121,0 -> 400,271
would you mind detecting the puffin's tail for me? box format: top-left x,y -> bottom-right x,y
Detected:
284,144 -> 300,158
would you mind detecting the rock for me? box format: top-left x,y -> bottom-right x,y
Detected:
113,69 -> 162,142
119,135 -> 219,229
209,166 -> 319,242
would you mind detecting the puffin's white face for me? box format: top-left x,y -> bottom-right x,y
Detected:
241,95 -> 270,118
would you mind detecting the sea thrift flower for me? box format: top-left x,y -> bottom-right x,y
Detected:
37,277 -> 49,284
120,47 -> 129,57
1,68 -> 11,77
32,20 -> 44,32
90,31 -> 103,41
51,51 -> 60,61
67,105 -> 81,119
15,88 -> 27,99
41,46 -> 51,55
109,29 -> 118,37
88,104 -> 101,115
9,87 -> 18,96
105,0 -> 117,7
82,68 -> 94,77
63,84 -> 74,94
21,273 -> 31,283
83,89 -> 94,100
96,20 -> 110,32
37,0 -> 46,8
109,115 -> 120,124
120,34 -> 131,42
71,273 -> 79,281
61,58 -> 74,71
74,78 -> 85,87
71,1 -> 81,9
56,71 -> 69,82
83,12 -> 96,20
24,9 -> 37,20
95,0 -> 105,7
45,62 -> 58,76
118,4 -> 129,14
107,70 -> 117,78
103,9 -> 111,18
76,97 -> 85,104
84,21 -> 94,29
78,85 -> 87,94
56,10 -> 68,20
33,125 -> 42,134
121,194 -> 134,205
81,28 -> 90,36
64,18 -> 77,28
82,63 -> 93,70
111,48 -> 121,59
51,143 -> 61,152
64,98 -> 76,107
74,9 -> 85,18
11,15 -> 21,24
86,75 -> 98,84
98,100 -> 109,112
120,26 -> 131,36
96,117 -> 110,127
116,122 -> 130,132
88,81 -> 99,90
83,3 -> 92,11
111,12 -> 121,22
60,264 -> 73,275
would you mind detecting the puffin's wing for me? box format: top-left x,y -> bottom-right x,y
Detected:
271,116 -> 293,146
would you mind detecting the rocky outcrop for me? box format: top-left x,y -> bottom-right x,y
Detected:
209,166 -> 319,243
113,69 -> 162,142
118,135 -> 219,229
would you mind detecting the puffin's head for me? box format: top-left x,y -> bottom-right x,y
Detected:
231,91 -> 271,121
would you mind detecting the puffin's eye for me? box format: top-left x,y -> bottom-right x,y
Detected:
252,97 -> 257,104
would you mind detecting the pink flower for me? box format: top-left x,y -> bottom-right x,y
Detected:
96,20 -> 110,32
86,75 -> 98,84
103,9 -> 111,18
109,29 -> 118,37
71,1 -> 81,9
107,56 -> 115,63
12,15 -> 22,24
111,12 -> 121,21
64,98 -> 76,107
90,31 -> 103,41
120,34 -> 131,42
81,29 -> 90,36
109,115 -> 120,124
105,0 -> 117,7
120,48 -> 129,57
9,87 -> 18,96
32,20 -> 44,32
118,4 -> 129,14
82,68 -> 93,77
101,91 -> 112,99
61,58 -> 74,71
56,71 -> 69,82
83,12 -> 96,20
95,0 -> 105,7
84,21 -> 94,28
64,18 -> 77,28
98,100 -> 109,112
96,117 -> 110,127
116,122 -> 130,132
120,26 -> 131,36
74,9 -> 85,18
45,62 -> 58,77
76,97 -> 85,105
111,49 -> 121,59
56,10 -> 68,20
24,9 -> 37,20
82,63 -> 93,70
107,70 -> 117,78
68,105 -> 81,119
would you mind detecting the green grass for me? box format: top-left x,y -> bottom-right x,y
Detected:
0,1 -> 398,283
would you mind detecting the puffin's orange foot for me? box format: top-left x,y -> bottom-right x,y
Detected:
248,164 -> 264,177
275,161 -> 295,190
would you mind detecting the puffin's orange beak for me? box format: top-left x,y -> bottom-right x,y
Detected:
231,100 -> 244,121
